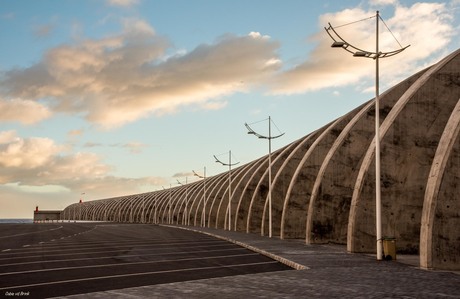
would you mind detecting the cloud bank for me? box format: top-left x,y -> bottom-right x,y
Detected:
0,2 -> 455,128
0,20 -> 280,128
0,130 -> 164,196
270,2 -> 455,94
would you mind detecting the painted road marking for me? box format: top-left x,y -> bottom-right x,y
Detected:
0,226 -> 64,239
0,252 -> 260,276
0,247 -> 248,268
0,261 -> 279,290
0,239 -> 235,260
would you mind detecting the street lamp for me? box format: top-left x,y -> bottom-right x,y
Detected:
214,151 -> 239,231
325,11 -> 409,260
193,167 -> 207,227
245,116 -> 284,238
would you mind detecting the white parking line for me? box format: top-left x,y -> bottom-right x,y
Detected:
0,247 -> 247,268
0,240 -> 234,261
0,226 -> 64,239
0,252 -> 260,276
0,261 -> 278,290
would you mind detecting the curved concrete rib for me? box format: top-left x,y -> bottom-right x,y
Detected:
261,139 -> 303,237
348,48 -> 460,253
420,98 -> 460,270
306,100 -> 374,243
281,118 -> 342,241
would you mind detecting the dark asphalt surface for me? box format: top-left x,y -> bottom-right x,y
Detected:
0,223 -> 291,298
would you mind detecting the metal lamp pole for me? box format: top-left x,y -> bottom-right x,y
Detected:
245,116 -> 284,238
214,151 -> 239,231
325,11 -> 409,260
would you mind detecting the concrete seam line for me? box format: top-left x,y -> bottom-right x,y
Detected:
162,225 -> 308,270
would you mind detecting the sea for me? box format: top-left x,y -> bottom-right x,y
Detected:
0,219 -> 34,224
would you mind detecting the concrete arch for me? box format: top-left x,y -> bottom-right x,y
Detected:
281,121 -> 337,240
60,48 -> 460,270
420,98 -> 460,270
348,48 -> 460,254
234,158 -> 266,232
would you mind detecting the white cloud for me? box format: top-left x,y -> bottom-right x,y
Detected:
0,131 -> 62,169
0,131 -> 164,196
122,142 -> 147,154
83,141 -> 148,153
68,129 -> 84,137
0,98 -> 51,124
370,0 -> 397,5
270,2 -> 455,95
106,0 -> 139,7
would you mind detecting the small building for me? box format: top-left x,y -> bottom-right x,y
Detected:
33,206 -> 61,222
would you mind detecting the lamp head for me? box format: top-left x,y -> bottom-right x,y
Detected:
331,41 -> 346,48
353,51 -> 367,57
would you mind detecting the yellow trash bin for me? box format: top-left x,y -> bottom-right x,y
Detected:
383,237 -> 396,260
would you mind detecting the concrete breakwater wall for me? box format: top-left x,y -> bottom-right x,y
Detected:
61,49 -> 460,271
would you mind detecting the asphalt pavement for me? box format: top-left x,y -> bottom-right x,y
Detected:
0,223 -> 291,298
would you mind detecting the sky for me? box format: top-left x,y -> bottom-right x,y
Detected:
0,0 -> 459,218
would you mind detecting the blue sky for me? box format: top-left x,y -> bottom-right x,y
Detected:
1,0 -> 459,218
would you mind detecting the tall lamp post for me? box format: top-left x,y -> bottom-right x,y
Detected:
193,167 -> 207,227
214,151 -> 239,231
245,116 -> 284,238
325,11 -> 409,260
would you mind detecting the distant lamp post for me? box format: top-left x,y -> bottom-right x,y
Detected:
193,167 -> 207,227
245,116 -> 284,238
214,151 -> 239,231
325,11 -> 409,260
79,192 -> 85,221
